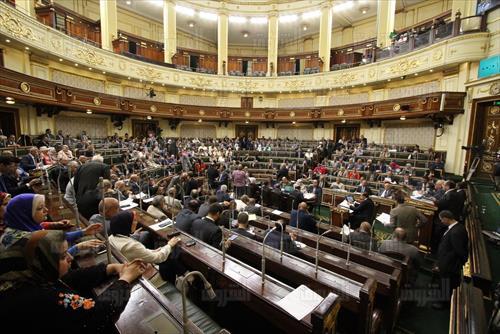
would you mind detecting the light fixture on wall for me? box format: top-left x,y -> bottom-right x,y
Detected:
147,115 -> 152,120
198,119 -> 203,123
360,7 -> 368,14
188,21 -> 195,28
242,31 -> 249,38
126,0 -> 131,5
400,116 -> 406,120
292,121 -> 296,125
341,119 -> 346,123
302,25 -> 308,31
245,120 -> 249,124
5,97 -> 15,105
86,109 -> 92,114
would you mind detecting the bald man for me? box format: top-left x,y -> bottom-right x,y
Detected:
379,227 -> 422,283
88,198 -> 120,233
290,202 -> 318,233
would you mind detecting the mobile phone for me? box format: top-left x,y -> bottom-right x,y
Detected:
185,240 -> 196,247
228,234 -> 238,241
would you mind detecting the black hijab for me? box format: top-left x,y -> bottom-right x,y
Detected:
109,211 -> 134,236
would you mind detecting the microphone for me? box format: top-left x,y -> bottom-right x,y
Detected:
315,229 -> 334,278
346,222 -> 352,266
99,177 -> 112,264
219,226 -> 227,269
261,226 -> 277,286
181,271 -> 216,334
275,220 -> 284,263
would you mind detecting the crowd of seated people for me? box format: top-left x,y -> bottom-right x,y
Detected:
0,126 -> 469,321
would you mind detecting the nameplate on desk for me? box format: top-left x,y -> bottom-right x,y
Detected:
149,219 -> 173,231
271,210 -> 283,215
276,285 -> 324,321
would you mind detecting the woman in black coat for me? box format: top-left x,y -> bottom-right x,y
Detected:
0,230 -> 146,333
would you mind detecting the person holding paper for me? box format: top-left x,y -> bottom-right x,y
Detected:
389,191 -> 427,244
349,191 -> 375,229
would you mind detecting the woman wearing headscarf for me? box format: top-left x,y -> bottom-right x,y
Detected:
108,211 -> 183,282
0,192 -> 11,235
0,194 -> 102,256
0,230 -> 146,333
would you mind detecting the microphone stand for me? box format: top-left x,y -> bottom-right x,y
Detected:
368,219 -> 376,254
45,167 -> 52,198
275,220 -> 284,263
57,161 -> 64,210
346,222 -> 352,266
315,229 -> 334,277
219,226 -> 226,269
67,167 -> 80,229
99,177 -> 112,264
261,226 -> 277,287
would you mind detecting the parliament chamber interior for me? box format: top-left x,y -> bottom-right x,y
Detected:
0,0 -> 499,333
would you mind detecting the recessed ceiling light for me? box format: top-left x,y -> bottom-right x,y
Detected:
146,115 -> 152,120
400,116 -> 406,120
361,8 -> 368,14
243,32 -> 249,38
429,69 -> 434,72
188,21 -> 195,28
6,98 -> 15,105
292,121 -> 296,124
302,25 -> 308,31
127,76 -> 131,79
88,67 -> 92,70
75,63 -> 78,67
126,0 -> 131,5
59,58 -> 63,62
245,120 -> 249,124
25,46 -> 29,50
5,39 -> 10,43
102,71 -> 106,74
387,79 -> 391,81
86,109 -> 92,114
414,73 -> 418,76
341,119 -> 346,123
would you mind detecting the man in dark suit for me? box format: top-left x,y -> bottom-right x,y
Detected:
74,155 -> 110,219
433,210 -> 469,309
175,200 -> 200,233
191,203 -> 223,249
233,212 -> 256,239
217,165 -> 229,187
349,191 -> 375,229
20,147 -> 39,172
244,198 -> 262,215
290,184 -> 305,210
207,163 -> 219,189
378,181 -> 393,198
436,181 -> 464,221
264,220 -> 299,255
349,222 -> 376,251
290,202 -> 318,233
198,195 -> 218,218
0,156 -> 41,195
216,184 -> 231,202
276,164 -> 289,180
308,179 -> 322,208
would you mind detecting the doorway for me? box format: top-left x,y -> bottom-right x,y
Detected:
132,119 -> 158,139
0,108 -> 20,138
334,124 -> 360,142
466,99 -> 499,178
235,124 -> 258,140
190,55 -> 199,70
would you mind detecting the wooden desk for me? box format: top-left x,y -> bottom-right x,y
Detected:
137,209 -> 341,334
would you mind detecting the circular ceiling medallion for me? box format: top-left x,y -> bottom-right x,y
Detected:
393,104 -> 401,112
150,105 -> 157,112
93,97 -> 101,106
19,82 -> 30,93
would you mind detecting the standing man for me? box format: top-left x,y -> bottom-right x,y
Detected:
390,191 -> 428,244
433,210 -> 469,309
74,155 -> 110,219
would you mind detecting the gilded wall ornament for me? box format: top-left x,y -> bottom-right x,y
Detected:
19,82 -> 30,93
333,73 -> 357,86
489,82 -> 500,96
74,48 -> 104,66
189,76 -> 212,88
393,104 -> 401,112
337,109 -> 344,116
432,50 -> 443,61
0,11 -> 37,40
390,59 -> 419,75
150,105 -> 157,113
93,97 -> 101,106
136,67 -> 162,82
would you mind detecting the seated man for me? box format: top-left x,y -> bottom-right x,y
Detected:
128,174 -> 141,195
263,220 -> 298,255
330,177 -> 346,190
355,179 -> 370,193
378,181 -> 393,198
290,202 -> 318,233
349,191 -> 375,229
165,187 -> 183,211
280,177 -> 294,193
191,203 -> 223,249
198,195 -> 218,217
175,200 -> 200,233
349,221 -> 376,251
244,198 -> 261,215
216,184 -> 231,202
379,228 -> 422,284
233,212 -> 256,239
88,198 -> 120,233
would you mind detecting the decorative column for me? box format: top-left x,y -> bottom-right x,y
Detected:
451,0 -> 478,19
267,11 -> 278,76
16,0 -> 35,17
217,9 -> 228,75
318,1 -> 333,72
163,0 -> 177,63
376,0 -> 396,48
99,0 -> 118,51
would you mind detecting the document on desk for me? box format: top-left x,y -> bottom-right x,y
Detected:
120,202 -> 138,211
338,200 -> 353,213
277,285 -> 324,321
149,218 -> 173,231
271,209 -> 283,215
134,192 -> 148,199
143,197 -> 154,204
376,213 -> 392,226
303,193 -> 315,200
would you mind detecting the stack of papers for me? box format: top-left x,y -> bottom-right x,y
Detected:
143,197 -> 154,204
120,202 -> 138,210
272,209 -> 283,215
134,192 -> 148,200
149,218 -> 173,231
376,213 -> 392,226
338,200 -> 353,213
276,285 -> 324,320
304,193 -> 315,200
